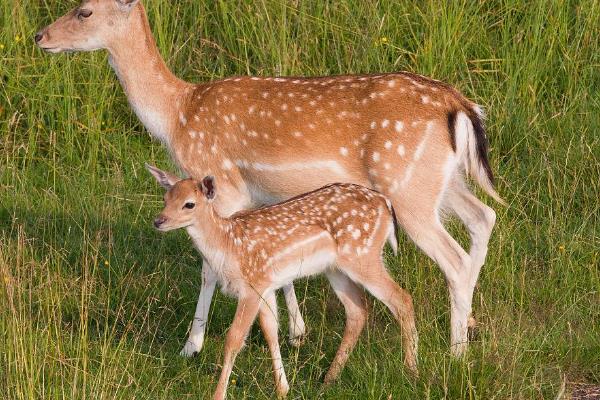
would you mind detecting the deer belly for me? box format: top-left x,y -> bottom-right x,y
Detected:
268,232 -> 337,288
239,159 -> 369,202
270,249 -> 337,289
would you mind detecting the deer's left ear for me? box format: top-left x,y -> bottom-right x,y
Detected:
199,176 -> 216,200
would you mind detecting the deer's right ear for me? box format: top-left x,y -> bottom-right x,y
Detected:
145,163 -> 180,190
115,0 -> 139,12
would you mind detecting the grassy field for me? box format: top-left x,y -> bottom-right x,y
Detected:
1,0 -> 599,398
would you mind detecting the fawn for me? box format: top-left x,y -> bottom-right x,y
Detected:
146,164 -> 417,399
37,0 -> 502,356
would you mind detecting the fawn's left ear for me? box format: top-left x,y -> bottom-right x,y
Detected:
199,176 -> 216,200
145,163 -> 180,190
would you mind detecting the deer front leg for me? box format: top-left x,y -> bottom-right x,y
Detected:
213,295 -> 261,400
181,261 -> 217,357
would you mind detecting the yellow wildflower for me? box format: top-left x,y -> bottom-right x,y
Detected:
0,43 -> 4,50
104,260 -> 109,266
15,35 -> 21,42
558,245 -> 565,252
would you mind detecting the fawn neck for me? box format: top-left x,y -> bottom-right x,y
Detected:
185,206 -> 233,269
107,4 -> 190,145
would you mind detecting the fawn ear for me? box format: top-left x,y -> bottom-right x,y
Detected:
115,0 -> 139,12
199,176 -> 216,200
145,163 -> 180,190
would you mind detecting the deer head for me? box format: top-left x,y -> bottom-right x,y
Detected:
146,164 -> 216,231
35,0 -> 141,53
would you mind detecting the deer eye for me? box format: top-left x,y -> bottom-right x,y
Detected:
77,9 -> 93,20
183,202 -> 195,210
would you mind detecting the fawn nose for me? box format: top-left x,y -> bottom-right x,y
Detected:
34,31 -> 44,44
154,216 -> 167,228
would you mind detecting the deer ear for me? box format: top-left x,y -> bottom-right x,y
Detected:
115,0 -> 139,11
145,163 -> 180,190
200,176 -> 216,200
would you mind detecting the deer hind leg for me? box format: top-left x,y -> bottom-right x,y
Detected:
213,294 -> 261,400
395,207 -> 472,357
323,270 -> 368,384
444,178 -> 497,293
374,144 -> 474,356
282,283 -> 306,347
340,255 -> 418,373
444,179 -> 496,333
258,291 -> 289,398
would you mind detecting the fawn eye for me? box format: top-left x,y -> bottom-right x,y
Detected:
183,202 -> 195,210
77,9 -> 93,20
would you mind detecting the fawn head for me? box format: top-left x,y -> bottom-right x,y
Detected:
146,164 -> 216,232
35,0 -> 141,53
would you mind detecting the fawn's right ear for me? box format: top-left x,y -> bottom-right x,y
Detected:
145,163 -> 180,190
199,176 -> 216,200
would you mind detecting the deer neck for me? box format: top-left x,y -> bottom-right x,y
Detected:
106,4 -> 191,145
186,208 -> 234,270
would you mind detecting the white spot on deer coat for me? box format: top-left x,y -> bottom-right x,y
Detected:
395,121 -> 404,133
222,159 -> 233,170
397,144 -> 406,156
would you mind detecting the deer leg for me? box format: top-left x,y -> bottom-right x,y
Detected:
341,256 -> 418,373
396,211 -> 472,357
282,283 -> 306,347
258,291 -> 289,398
323,270 -> 368,384
445,181 -> 497,294
213,295 -> 261,400
181,260 -> 218,356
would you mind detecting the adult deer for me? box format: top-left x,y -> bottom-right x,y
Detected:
36,0 -> 503,356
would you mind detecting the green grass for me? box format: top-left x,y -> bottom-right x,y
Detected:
1,0 -> 599,398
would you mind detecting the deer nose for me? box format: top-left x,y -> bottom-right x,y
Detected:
34,31 -> 44,43
154,216 -> 167,228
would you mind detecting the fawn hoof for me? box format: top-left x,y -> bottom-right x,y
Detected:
180,340 -> 202,357
404,356 -> 419,378
289,333 -> 306,348
323,373 -> 336,386
323,366 -> 342,386
467,315 -> 479,341
276,384 -> 289,398
406,362 -> 419,378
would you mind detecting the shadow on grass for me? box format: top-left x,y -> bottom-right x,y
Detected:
0,202 -> 355,382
